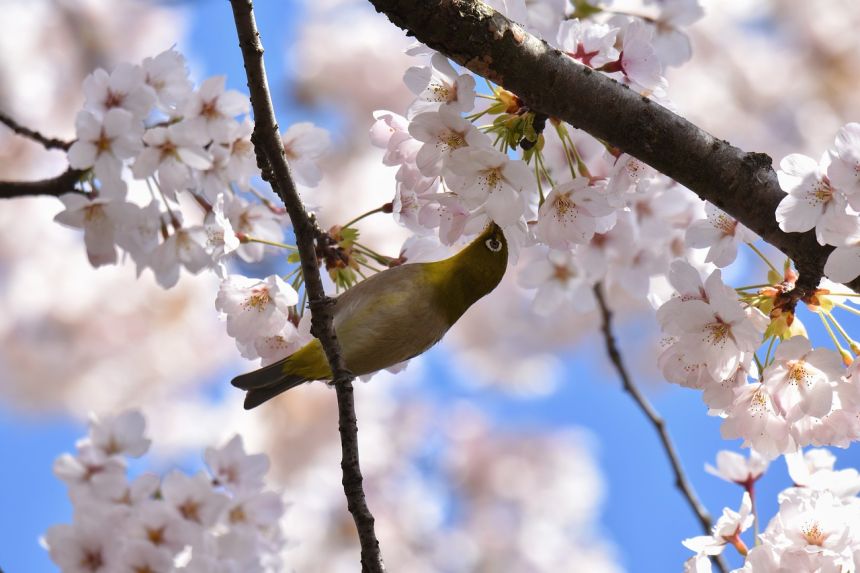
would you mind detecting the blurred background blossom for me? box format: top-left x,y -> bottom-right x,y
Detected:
2,0 -> 860,572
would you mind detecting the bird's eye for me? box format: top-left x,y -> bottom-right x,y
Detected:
485,238 -> 502,252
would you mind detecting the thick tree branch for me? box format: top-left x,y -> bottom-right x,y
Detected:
593,284 -> 728,573
0,111 -> 72,151
228,2 -> 384,571
367,0 -> 849,296
0,168 -> 85,199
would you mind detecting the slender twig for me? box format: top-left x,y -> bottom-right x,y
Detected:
0,111 -> 72,151
0,168 -> 86,199
228,2 -> 383,571
592,283 -> 728,573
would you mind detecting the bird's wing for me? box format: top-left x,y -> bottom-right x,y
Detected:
332,264 -> 450,376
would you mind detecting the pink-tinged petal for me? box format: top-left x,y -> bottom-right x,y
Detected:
484,184 -> 523,226
131,148 -> 161,178
403,65 -> 432,96
706,238 -> 739,268
67,140 -> 97,169
779,153 -> 819,179
685,219 -> 723,248
571,188 -> 614,217
773,335 -> 812,361
217,89 -> 250,116
800,377 -> 834,418
672,299 -> 714,332
74,109 -> 102,140
415,141 -> 442,176
501,159 -> 533,192
452,74 -> 476,111
827,155 -> 860,196
176,146 -> 213,170
833,122 -> 860,162
776,193 -> 821,233
430,52 -> 457,82
197,75 -> 226,99
824,245 -> 860,283
667,259 -> 704,297
102,108 -> 134,137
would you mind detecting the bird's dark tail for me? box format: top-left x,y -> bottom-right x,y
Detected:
231,360 -> 308,410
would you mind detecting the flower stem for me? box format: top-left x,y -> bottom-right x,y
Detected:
762,336 -> 777,369
734,283 -> 773,291
822,311 -> 859,354
243,235 -> 298,250
818,312 -> 848,356
746,242 -> 780,275
343,205 -> 388,230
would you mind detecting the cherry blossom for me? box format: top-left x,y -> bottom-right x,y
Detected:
721,383 -> 794,458
786,449 -> 860,499
215,274 -> 299,359
827,122 -> 860,207
132,122 -> 213,196
221,118 -> 260,190
223,195 -> 284,263
648,0 -> 705,67
205,435 -> 269,494
44,518 -> 122,573
669,270 -> 766,380
775,152 -> 856,245
761,335 -> 843,421
369,110 -> 415,166
682,492 -> 753,556
141,48 -> 193,114
533,177 -> 615,248
403,52 -> 476,117
44,411 -> 287,572
183,76 -> 249,141
408,106 -> 487,176
418,193 -> 472,245
54,194 -> 125,267
82,63 -> 156,120
601,20 -> 668,97
686,202 -> 758,267
823,236 -> 860,283
445,146 -> 532,226
281,122 -> 331,187
704,449 -> 770,487
147,226 -> 212,289
765,490 -> 856,571
555,19 -> 619,68
519,249 -> 595,315
88,410 -> 151,458
67,108 -> 143,194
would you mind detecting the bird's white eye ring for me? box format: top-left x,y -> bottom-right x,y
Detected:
485,238 -> 502,252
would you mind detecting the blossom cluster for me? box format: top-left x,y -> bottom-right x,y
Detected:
43,409 -> 287,572
657,258 -> 860,457
684,448 -> 860,572
775,123 -> 860,283
54,48 -> 329,290
371,1 -> 709,317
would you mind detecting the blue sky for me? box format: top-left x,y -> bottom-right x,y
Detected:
3,1 -> 860,572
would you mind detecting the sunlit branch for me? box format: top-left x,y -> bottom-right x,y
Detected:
593,283 -> 728,573
366,0 -> 845,296
228,2 -> 384,571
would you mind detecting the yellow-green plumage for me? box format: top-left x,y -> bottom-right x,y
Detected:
232,223 -> 508,409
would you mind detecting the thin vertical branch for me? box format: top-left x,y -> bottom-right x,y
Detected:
228,2 -> 383,571
593,284 -> 728,573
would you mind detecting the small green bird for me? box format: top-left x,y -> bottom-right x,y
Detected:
232,223 -> 508,409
